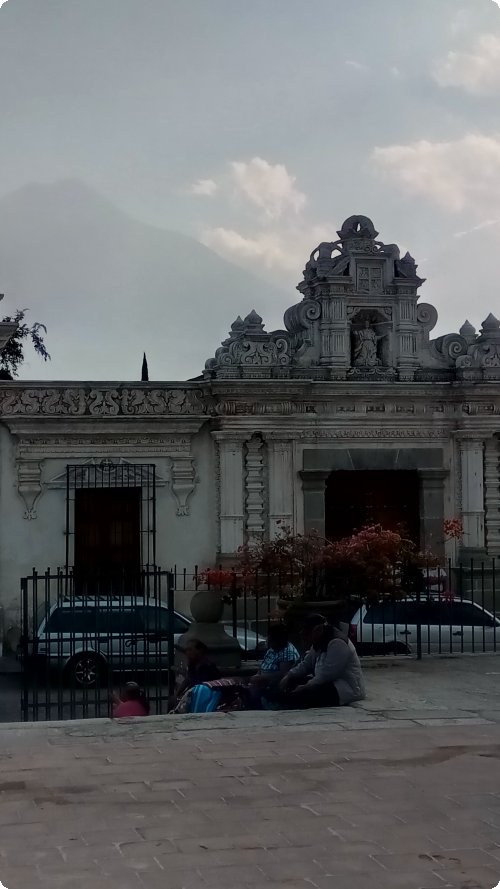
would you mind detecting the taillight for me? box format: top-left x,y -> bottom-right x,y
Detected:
348,623 -> 357,643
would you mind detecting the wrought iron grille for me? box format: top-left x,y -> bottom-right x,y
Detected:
65,461 -> 157,576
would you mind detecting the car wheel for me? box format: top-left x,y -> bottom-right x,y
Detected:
384,641 -> 410,656
65,654 -> 107,689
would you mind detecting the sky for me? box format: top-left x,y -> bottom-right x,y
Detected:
1,0 -> 500,379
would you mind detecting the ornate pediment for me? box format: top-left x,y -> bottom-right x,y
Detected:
204,215 -> 500,385
46,458 -> 167,489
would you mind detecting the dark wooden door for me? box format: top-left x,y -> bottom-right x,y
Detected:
74,488 -> 141,577
325,470 -> 420,544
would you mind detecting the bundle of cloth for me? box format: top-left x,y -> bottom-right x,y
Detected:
172,677 -> 249,714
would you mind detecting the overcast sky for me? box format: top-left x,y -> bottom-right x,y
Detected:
1,0 -> 500,378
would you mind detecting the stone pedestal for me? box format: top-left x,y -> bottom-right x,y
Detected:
178,589 -> 241,670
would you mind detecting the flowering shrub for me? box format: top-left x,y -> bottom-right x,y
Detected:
443,518 -> 464,541
233,524 -> 438,604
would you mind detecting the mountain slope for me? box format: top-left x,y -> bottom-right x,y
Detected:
0,181 -> 291,380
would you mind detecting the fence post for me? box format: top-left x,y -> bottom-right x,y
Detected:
166,570 -> 175,701
416,581 -> 422,661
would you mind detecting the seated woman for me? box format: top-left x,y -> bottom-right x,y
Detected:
277,618 -> 365,709
247,623 -> 300,709
170,639 -> 220,710
112,682 -> 150,717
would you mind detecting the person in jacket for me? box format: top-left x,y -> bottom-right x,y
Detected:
278,616 -> 365,709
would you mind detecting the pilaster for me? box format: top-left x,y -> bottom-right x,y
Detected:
267,439 -> 294,537
212,433 -> 246,556
458,436 -> 486,551
484,436 -> 500,556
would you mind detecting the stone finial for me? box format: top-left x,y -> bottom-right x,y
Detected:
337,215 -> 378,241
481,313 -> 500,333
458,320 -> 477,344
242,310 -> 265,333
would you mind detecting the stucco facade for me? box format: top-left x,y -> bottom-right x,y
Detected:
1,215 -> 499,637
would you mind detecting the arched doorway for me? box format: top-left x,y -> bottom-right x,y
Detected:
325,470 -> 420,544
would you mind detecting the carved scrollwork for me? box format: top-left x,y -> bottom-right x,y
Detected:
416,303 -> 438,332
0,386 -> 210,417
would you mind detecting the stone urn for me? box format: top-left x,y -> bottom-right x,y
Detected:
178,587 -> 242,670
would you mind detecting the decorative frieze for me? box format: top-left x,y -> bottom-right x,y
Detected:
0,386 -> 210,417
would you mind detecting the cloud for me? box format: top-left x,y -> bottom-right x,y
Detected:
453,219 -> 499,238
229,157 -> 306,220
344,60 -> 369,72
372,134 -> 500,214
201,222 -> 332,278
433,34 -> 500,96
187,178 -> 218,197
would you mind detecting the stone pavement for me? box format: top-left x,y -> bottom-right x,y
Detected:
1,657 -> 500,888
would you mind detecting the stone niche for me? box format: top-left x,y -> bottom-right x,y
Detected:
300,447 -> 446,557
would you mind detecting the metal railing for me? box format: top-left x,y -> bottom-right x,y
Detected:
20,567 -> 175,722
18,558 -> 500,722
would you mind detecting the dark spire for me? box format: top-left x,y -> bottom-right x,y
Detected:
141,352 -> 149,382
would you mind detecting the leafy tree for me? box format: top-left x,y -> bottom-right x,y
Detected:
0,309 -> 50,380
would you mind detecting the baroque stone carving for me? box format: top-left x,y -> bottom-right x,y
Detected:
205,311 -> 291,378
352,321 -> 385,367
46,458 -> 166,490
0,386 -> 210,417
17,459 -> 42,520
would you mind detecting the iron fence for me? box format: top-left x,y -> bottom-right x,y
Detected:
20,567 -> 175,722
18,558 -> 500,722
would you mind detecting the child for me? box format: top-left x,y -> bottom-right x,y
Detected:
112,681 -> 150,717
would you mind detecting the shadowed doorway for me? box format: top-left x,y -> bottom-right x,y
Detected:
325,470 -> 420,544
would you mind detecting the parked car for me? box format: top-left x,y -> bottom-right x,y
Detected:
19,597 -> 266,687
349,597 -> 500,655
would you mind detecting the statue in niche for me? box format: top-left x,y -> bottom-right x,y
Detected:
353,320 -> 385,367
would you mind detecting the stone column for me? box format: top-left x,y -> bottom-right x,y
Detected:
418,469 -> 446,559
214,434 -> 246,557
459,437 -> 486,552
268,440 -> 294,538
300,470 -> 329,536
484,436 -> 500,556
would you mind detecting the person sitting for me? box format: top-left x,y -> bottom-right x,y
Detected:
277,616 -> 365,709
171,639 -> 221,709
112,681 -> 150,717
248,623 -> 300,708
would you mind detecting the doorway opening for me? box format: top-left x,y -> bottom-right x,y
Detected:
325,470 -> 420,544
65,462 -> 157,590
74,487 -> 141,580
